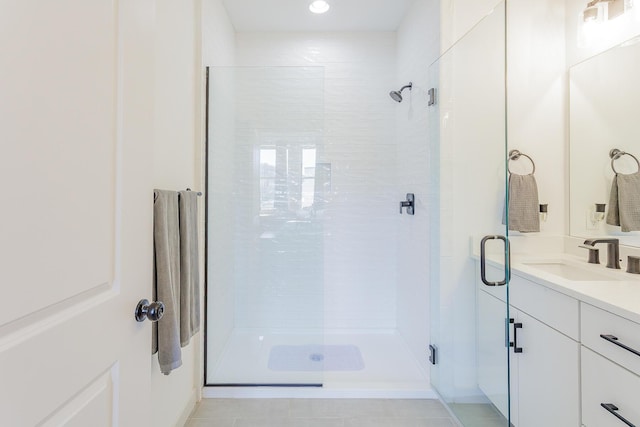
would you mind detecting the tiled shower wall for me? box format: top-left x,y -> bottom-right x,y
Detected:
234,32 -> 399,330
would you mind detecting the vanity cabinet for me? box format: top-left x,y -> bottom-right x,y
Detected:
477,265 -> 580,427
581,303 -> 640,427
510,308 -> 580,427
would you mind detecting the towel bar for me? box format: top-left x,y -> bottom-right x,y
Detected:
507,149 -> 536,175
610,149 -> 640,174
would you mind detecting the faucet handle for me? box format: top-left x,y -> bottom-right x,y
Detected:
579,245 -> 600,264
627,256 -> 640,274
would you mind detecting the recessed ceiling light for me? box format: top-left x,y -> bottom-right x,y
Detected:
309,0 -> 330,14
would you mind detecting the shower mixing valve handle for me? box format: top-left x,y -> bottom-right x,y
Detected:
399,193 -> 415,215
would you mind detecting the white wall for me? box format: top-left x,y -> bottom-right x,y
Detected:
201,0 -> 237,383
441,0 -> 502,53
507,0 -> 566,236
202,0 -> 236,66
234,32 -> 399,330
395,0 -> 441,381
151,0 -> 202,425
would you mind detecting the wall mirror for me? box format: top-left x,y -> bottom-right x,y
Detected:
569,36 -> 640,247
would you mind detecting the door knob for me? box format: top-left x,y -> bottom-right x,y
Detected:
135,299 -> 165,322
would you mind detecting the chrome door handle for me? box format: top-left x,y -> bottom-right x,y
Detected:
135,299 -> 165,322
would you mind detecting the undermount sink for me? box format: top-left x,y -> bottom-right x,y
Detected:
522,261 -> 623,282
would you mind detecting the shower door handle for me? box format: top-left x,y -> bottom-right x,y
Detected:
480,235 -> 510,286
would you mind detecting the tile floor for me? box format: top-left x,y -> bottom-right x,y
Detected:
448,404 -> 507,427
186,399 -> 459,427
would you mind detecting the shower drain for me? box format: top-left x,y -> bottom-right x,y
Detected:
309,353 -> 324,362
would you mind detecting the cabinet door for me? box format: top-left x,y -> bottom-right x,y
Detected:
516,310 -> 580,427
582,347 -> 640,427
478,289 -> 511,419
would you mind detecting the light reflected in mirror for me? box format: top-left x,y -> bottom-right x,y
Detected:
569,36 -> 640,247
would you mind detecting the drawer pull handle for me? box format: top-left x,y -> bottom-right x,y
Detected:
600,334 -> 640,358
601,403 -> 636,427
509,319 -> 523,353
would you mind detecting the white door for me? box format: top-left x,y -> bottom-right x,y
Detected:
1,0 -> 156,425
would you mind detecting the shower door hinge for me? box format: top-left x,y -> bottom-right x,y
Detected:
428,88 -> 437,106
429,345 -> 438,365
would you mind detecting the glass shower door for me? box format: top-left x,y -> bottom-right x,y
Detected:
428,2 -> 511,425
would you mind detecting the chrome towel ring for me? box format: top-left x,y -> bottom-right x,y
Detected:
610,149 -> 640,174
508,149 -> 536,175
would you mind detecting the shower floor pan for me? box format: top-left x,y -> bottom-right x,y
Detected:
207,330 -> 429,392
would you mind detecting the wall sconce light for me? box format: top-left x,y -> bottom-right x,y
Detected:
539,204 -> 548,222
582,0 -> 630,22
579,0 -> 633,47
583,1 -> 602,22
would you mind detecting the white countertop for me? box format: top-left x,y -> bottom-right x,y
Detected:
470,236 -> 640,323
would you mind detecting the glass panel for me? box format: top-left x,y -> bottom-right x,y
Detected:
205,62 -> 427,390
429,2 -> 510,425
206,66 -> 325,385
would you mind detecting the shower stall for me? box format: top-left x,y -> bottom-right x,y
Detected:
205,62 -> 429,391
205,2 -> 512,425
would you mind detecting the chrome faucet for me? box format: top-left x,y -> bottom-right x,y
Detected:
582,239 -> 621,269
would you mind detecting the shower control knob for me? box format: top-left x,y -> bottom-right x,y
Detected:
134,299 -> 165,322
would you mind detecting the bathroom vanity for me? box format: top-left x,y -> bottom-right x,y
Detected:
476,245 -> 640,427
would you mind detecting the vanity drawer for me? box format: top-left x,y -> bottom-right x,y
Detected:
509,275 -> 579,340
582,302 -> 640,376
582,347 -> 640,427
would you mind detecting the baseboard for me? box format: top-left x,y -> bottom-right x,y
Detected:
176,388 -> 198,427
202,386 -> 437,399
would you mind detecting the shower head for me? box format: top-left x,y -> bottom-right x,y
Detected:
389,82 -> 412,103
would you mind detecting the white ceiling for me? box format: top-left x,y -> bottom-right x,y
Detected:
222,0 -> 415,32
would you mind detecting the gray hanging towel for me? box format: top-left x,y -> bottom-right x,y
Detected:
178,190 -> 201,347
153,189 -> 182,375
606,172 -> 640,232
502,173 -> 540,233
